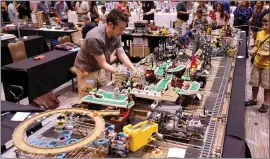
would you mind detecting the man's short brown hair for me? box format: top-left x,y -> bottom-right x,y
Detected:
106,9 -> 129,25
262,13 -> 270,23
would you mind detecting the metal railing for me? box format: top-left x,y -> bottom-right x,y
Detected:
233,24 -> 263,49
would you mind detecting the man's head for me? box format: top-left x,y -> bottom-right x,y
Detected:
106,9 -> 129,37
82,15 -> 90,25
60,1 -> 64,4
262,13 -> 270,33
101,6 -> 106,14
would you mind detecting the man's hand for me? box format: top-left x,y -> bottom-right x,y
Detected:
257,51 -> 270,56
249,50 -> 255,56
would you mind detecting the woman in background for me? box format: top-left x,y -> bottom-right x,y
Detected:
249,1 -> 268,43
1,1 -> 9,22
89,1 -> 99,23
213,3 -> 230,27
234,1 -> 253,58
116,1 -> 130,16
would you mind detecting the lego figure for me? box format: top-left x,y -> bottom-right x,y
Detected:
163,68 -> 168,79
112,87 -> 120,99
96,78 -> 100,90
130,78 -> 134,89
55,114 -> 68,144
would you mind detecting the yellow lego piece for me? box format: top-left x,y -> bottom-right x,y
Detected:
123,120 -> 158,152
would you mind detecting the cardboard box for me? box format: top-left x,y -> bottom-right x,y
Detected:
130,46 -> 150,58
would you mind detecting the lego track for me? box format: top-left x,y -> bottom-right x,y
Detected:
199,57 -> 232,158
12,108 -> 119,156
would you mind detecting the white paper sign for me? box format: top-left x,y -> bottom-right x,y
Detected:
11,112 -> 30,121
31,13 -> 37,23
167,148 -> 186,158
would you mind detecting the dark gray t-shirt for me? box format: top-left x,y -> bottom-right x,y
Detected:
74,24 -> 122,72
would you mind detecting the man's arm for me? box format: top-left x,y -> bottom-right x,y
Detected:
88,38 -> 117,73
257,50 -> 270,56
116,47 -> 136,71
94,54 -> 118,73
177,10 -> 191,15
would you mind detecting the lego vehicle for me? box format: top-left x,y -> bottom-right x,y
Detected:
123,120 -> 158,152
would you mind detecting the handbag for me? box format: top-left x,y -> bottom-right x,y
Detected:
33,92 -> 60,109
251,36 -> 270,65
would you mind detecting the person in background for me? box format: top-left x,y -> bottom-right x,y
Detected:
37,1 -> 49,22
222,0 -> 230,14
100,6 -> 108,24
54,1 -> 69,22
1,1 -> 9,22
89,1 -> 99,23
76,15 -> 97,39
116,1 -> 130,16
75,1 -> 89,22
70,1 -> 75,11
250,1 -> 256,9
141,1 -> 155,23
175,1 -> 191,29
193,9 -> 208,28
17,1 -> 30,20
7,1 -> 17,22
214,0 -> 230,14
265,2 -> 270,10
230,1 -> 237,14
74,9 -> 136,99
234,1 -> 253,58
38,1 -> 49,13
246,13 -> 270,113
30,1 -> 38,13
196,1 -> 210,17
213,3 -> 230,27
249,1 -> 269,43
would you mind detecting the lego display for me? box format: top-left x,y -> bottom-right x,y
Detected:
11,26 -> 242,158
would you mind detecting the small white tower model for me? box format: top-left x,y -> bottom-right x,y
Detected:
112,87 -> 120,99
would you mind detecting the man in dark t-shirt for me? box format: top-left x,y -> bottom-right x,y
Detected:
76,15 -> 97,39
142,1 -> 155,23
175,1 -> 191,29
82,15 -> 97,39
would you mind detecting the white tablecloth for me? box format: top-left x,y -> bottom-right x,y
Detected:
68,11 -> 235,28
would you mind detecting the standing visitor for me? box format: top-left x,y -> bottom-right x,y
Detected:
75,1 -> 89,22
1,1 -> 9,22
54,1 -> 69,22
213,3 -> 230,27
246,14 -> 270,113
141,1 -> 155,23
89,1 -> 99,23
249,1 -> 268,43
116,1 -> 130,16
8,1 -> 18,22
100,6 -> 108,24
175,1 -> 191,29
234,1 -> 253,58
